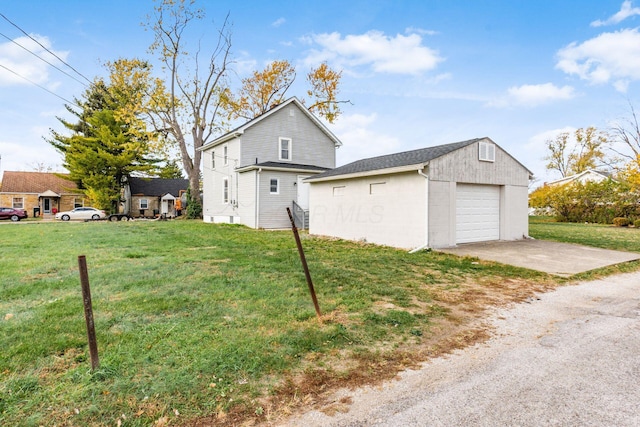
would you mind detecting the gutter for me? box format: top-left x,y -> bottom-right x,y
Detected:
255,168 -> 262,229
409,166 -> 430,253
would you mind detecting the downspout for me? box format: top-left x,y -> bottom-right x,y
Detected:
409,166 -> 430,253
255,168 -> 262,229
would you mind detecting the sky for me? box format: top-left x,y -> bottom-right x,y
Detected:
1,0 -> 640,187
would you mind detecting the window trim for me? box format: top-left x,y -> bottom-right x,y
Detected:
269,178 -> 280,195
12,197 -> 24,209
279,137 -> 292,161
74,198 -> 84,208
222,177 -> 229,203
139,199 -> 149,209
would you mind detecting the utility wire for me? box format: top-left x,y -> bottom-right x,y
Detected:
0,12 -> 92,85
0,31 -> 88,87
0,62 -> 78,106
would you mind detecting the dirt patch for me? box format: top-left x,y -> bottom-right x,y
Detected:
184,274 -> 559,427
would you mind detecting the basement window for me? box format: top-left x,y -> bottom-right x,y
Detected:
479,141 -> 495,162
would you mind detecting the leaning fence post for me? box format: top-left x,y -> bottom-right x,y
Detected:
78,255 -> 100,371
286,207 -> 322,320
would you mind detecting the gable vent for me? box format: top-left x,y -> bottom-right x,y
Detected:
479,141 -> 495,162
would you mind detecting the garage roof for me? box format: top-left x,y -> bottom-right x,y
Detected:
307,138 -> 483,181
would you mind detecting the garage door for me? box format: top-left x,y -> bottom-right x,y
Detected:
456,184 -> 500,244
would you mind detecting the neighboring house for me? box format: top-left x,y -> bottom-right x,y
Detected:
545,169 -> 612,187
0,171 -> 86,217
306,137 -> 532,250
123,177 -> 189,218
198,97 -> 342,229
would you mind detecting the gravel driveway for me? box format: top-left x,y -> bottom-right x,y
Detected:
282,271 -> 640,426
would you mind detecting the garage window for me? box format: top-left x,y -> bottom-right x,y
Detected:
479,141 -> 495,162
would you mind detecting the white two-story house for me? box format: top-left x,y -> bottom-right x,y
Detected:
199,97 -> 342,229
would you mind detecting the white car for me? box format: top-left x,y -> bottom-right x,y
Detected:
55,207 -> 107,221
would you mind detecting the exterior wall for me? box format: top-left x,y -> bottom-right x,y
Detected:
309,172 -> 427,249
429,141 -> 530,186
258,170 -> 298,229
500,185 -> 529,240
237,170 -> 257,228
130,195 -> 160,217
202,139 -> 241,223
427,181 -> 456,248
239,104 -> 336,169
0,192 -> 85,217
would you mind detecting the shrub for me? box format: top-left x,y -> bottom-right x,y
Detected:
613,217 -> 630,227
634,219 -> 640,228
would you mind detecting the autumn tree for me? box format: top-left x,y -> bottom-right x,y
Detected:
544,127 -> 608,177
222,60 -> 348,123
144,0 -> 232,215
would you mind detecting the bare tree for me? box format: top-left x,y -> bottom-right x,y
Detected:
146,0 -> 232,209
610,99 -> 640,162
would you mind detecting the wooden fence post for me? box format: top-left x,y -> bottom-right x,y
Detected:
78,255 -> 100,371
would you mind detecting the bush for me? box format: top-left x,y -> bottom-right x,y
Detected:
634,219 -> 640,228
613,217 -> 630,227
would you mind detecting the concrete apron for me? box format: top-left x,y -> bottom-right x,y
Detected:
437,238 -> 640,277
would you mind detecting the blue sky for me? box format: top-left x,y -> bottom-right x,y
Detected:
1,0 -> 639,186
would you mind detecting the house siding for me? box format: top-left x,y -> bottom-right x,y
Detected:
237,170 -> 257,228
202,138 -> 242,223
258,171 -> 298,229
239,104 -> 336,169
310,172 -> 427,248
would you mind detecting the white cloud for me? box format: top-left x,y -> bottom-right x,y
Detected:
331,113 -> 401,165
487,83 -> 575,108
591,0 -> 640,27
302,30 -> 443,75
556,28 -> 640,92
0,34 -> 68,87
405,26 -> 438,36
271,17 -> 286,28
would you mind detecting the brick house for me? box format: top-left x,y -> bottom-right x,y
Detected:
0,171 -> 87,218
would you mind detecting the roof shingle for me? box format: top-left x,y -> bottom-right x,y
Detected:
0,171 -> 81,194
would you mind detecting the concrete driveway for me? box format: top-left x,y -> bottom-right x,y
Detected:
437,238 -> 640,276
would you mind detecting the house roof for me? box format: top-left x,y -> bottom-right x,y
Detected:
128,177 -> 189,197
307,138 -> 485,181
198,97 -> 343,151
0,171 -> 82,194
546,169 -> 613,186
235,161 -> 329,173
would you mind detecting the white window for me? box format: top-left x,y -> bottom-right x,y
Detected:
222,177 -> 229,203
269,178 -> 279,194
211,150 -> 216,169
279,137 -> 292,161
333,186 -> 345,196
74,198 -> 84,208
12,197 -> 23,209
479,141 -> 495,162
223,145 -> 228,165
139,199 -> 149,209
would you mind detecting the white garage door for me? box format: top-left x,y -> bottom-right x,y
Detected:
456,184 -> 500,244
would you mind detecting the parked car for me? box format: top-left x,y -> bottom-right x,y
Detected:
0,207 -> 28,221
55,207 -> 106,221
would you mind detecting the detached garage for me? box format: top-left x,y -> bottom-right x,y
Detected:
306,137 -> 532,250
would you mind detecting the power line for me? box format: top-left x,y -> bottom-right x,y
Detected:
0,62 -> 78,106
0,31 -> 88,87
0,12 -> 92,85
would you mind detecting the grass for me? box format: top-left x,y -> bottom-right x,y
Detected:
529,216 -> 640,252
0,218 -> 635,426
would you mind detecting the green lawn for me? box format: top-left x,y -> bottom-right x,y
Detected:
0,218 -> 633,426
529,216 -> 640,253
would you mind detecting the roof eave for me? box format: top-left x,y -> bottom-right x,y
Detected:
306,163 -> 427,183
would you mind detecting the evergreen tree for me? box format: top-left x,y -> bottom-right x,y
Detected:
49,81 -> 160,213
